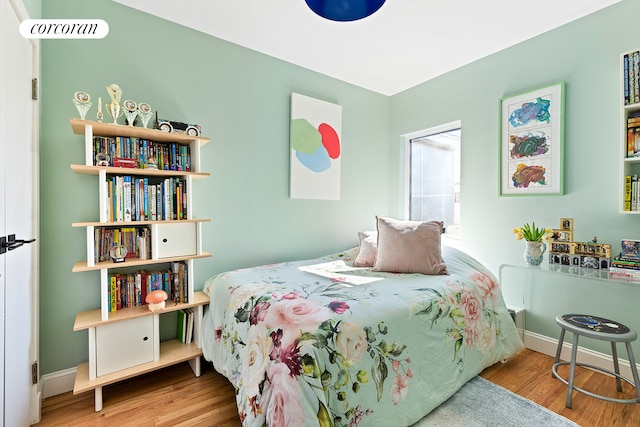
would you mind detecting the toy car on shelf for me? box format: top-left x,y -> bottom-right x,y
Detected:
154,113 -> 201,136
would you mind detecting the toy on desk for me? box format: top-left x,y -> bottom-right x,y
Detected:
548,218 -> 612,269
146,289 -> 168,312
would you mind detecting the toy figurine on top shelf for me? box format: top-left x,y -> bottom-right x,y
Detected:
548,218 -> 612,269
154,111 -> 201,136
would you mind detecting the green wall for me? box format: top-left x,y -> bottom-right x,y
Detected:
389,0 -> 640,351
40,0 -> 640,376
39,0 -> 390,375
21,0 -> 40,19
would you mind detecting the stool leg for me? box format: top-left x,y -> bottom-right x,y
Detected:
566,333 -> 579,408
611,342 -> 623,392
624,342 -> 640,402
555,328 -> 566,363
553,327 -> 566,378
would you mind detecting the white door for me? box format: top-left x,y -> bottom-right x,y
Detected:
1,0 -> 40,425
0,2 -> 6,422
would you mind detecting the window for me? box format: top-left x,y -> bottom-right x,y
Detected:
405,122 -> 461,239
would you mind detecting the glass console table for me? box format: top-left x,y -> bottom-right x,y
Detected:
498,263 -> 640,363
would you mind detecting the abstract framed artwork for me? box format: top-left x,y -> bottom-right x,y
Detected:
499,81 -> 565,196
290,93 -> 342,200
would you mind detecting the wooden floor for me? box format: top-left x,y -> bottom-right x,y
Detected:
33,349 -> 640,427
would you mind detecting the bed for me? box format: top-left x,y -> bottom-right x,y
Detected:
201,222 -> 524,427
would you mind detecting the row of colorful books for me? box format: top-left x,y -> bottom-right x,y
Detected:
95,226 -> 147,262
624,50 -> 640,106
626,116 -> 640,158
623,175 -> 640,211
105,175 -> 187,222
93,136 -> 192,172
177,308 -> 195,344
107,262 -> 190,312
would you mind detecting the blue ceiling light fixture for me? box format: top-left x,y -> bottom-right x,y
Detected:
305,0 -> 386,22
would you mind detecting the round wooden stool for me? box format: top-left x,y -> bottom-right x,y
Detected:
552,314 -> 640,408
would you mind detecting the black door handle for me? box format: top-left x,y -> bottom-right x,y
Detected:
0,235 -> 36,254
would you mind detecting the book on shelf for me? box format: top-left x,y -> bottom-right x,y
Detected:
137,228 -> 150,260
177,309 -> 185,343
624,175 -> 640,211
163,178 -> 171,220
621,239 -> 640,259
625,53 -> 630,104
123,176 -> 132,222
625,175 -> 632,211
624,50 -> 640,106
186,308 -> 194,343
113,158 -> 137,168
170,261 -> 189,303
634,175 -> 638,212
110,275 -> 117,312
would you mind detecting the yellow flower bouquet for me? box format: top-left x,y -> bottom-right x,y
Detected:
513,222 -> 552,242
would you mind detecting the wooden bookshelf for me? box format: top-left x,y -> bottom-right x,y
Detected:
70,118 -> 212,411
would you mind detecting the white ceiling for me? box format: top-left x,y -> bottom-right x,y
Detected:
113,0 -> 621,96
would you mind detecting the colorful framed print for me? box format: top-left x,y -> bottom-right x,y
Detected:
499,82 -> 565,196
290,93 -> 342,200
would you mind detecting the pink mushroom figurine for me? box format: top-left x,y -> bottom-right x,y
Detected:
146,289 -> 168,312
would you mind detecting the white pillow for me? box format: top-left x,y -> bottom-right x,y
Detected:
353,231 -> 377,267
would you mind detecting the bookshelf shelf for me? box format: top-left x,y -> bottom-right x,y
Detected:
72,218 -> 211,228
73,339 -> 203,394
70,119 -> 212,411
74,291 -> 209,330
624,157 -> 640,164
70,164 -> 210,179
70,119 -> 210,146
72,252 -> 212,272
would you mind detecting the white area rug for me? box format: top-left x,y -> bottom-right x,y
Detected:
413,376 -> 579,427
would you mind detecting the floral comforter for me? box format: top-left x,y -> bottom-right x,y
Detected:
202,246 -> 524,427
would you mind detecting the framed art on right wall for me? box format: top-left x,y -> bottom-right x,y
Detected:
499,81 -> 565,196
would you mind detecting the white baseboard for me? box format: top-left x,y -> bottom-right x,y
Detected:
524,330 -> 640,381
32,390 -> 41,425
41,367 -> 76,398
